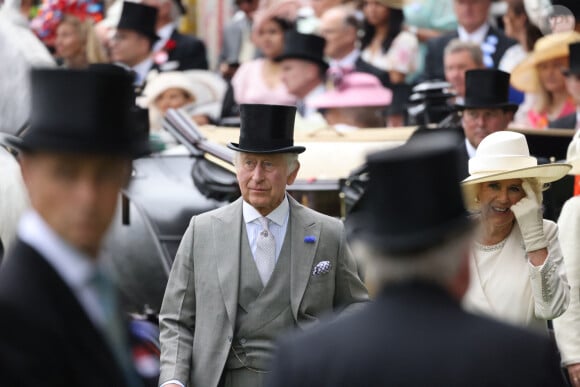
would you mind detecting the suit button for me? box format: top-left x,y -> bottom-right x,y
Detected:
240,338 -> 247,344
227,336 -> 232,342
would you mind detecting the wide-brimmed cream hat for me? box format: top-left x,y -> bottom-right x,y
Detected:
462,131 -> 571,185
461,131 -> 571,210
140,70 -> 222,108
511,31 -> 580,93
566,130 -> 580,175
377,0 -> 404,9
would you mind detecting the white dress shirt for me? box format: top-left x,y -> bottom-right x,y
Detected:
328,48 -> 361,70
465,137 -> 477,159
153,23 -> 176,53
243,195 -> 290,262
17,211 -> 107,328
132,57 -> 154,86
457,23 -> 489,45
301,84 -> 327,119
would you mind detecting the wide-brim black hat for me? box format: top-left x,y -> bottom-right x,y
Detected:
8,65 -> 149,158
563,42 -> 580,76
455,69 -> 518,111
117,1 -> 159,42
274,30 -> 328,71
354,131 -> 472,255
227,104 -> 305,154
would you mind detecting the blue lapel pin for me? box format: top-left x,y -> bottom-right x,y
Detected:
304,236 -> 316,243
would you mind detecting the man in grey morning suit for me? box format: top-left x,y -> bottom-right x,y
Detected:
158,103 -> 369,387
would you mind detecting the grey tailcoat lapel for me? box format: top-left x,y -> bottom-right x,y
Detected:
288,196 -> 321,319
213,198 -> 243,328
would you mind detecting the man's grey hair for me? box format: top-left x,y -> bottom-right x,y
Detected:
353,228 -> 473,288
444,39 -> 484,67
233,152 -> 299,176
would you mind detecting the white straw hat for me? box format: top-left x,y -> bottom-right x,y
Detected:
511,31 -> 580,93
140,70 -> 222,108
462,131 -> 571,185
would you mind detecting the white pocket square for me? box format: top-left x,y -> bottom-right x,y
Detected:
312,260 -> 332,276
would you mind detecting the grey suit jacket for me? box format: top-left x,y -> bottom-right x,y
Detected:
219,16 -> 251,65
159,196 -> 369,387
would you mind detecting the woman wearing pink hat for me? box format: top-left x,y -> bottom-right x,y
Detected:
309,72 -> 392,129
461,131 -> 571,332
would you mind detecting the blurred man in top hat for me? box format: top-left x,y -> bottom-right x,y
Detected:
550,42 -> 580,130
410,68 -> 516,180
276,31 -> 328,122
455,68 -> 518,178
110,1 -> 159,90
265,132 -> 565,387
0,65 -> 148,386
158,103 -> 368,387
142,0 -> 208,71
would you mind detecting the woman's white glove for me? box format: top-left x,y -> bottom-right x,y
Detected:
510,181 -> 548,253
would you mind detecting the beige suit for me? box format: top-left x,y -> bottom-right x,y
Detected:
159,196 -> 368,387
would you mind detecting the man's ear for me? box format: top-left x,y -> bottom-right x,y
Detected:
18,154 -> 31,189
286,161 -> 300,185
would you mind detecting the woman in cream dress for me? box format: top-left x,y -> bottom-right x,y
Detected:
461,131 -> 570,333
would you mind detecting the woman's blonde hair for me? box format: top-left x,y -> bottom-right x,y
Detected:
532,56 -> 568,114
60,14 -> 109,64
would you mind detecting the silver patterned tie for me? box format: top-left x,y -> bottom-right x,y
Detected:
255,217 -> 276,286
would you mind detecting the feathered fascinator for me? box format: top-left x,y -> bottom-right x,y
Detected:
30,0 -> 104,45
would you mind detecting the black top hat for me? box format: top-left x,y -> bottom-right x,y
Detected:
564,42 -> 580,76
274,30 -> 328,70
227,104 -> 305,154
355,132 -> 472,255
117,1 -> 159,42
455,69 -> 518,111
10,65 -> 149,157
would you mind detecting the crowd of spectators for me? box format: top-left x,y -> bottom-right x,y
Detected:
10,0 -> 579,135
